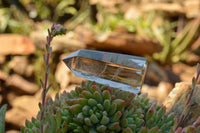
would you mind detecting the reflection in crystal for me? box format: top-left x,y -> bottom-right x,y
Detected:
63,49 -> 148,94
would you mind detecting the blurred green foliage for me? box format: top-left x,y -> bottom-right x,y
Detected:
94,4 -> 135,33
0,0 -> 78,34
0,5 -> 32,34
18,0 -> 77,20
92,3 -> 156,37
152,16 -> 200,64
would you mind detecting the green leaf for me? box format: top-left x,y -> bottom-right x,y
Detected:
109,102 -> 117,115
61,121 -> 68,133
156,106 -> 166,122
97,125 -> 107,132
77,113 -> 84,123
90,114 -> 99,124
121,119 -> 128,127
84,118 -> 92,126
69,104 -> 82,115
102,90 -> 111,100
88,98 -> 97,106
149,126 -> 159,133
103,99 -> 110,112
146,105 -> 155,121
82,90 -> 93,99
111,111 -> 122,123
40,79 -> 45,89
127,124 -> 136,131
94,91 -> 103,103
192,77 -> 196,89
165,113 -> 175,122
46,83 -> 52,94
108,122 -> 120,130
139,127 -> 148,133
0,104 -> 7,133
100,115 -> 110,125
113,99 -> 126,111
122,127 -> 133,133
82,105 -> 90,115
43,122 -> 50,133
97,104 -> 104,110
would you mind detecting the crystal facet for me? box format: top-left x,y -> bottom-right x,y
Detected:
63,49 -> 148,94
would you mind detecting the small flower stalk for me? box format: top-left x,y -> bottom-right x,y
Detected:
39,23 -> 67,133
176,63 -> 200,130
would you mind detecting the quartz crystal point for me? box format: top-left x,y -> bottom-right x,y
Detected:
63,49 -> 148,94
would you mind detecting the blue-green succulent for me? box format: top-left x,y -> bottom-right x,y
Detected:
21,81 -> 179,133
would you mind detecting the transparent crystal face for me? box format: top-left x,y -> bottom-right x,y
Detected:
63,49 -> 148,94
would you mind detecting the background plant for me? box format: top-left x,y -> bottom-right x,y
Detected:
152,15 -> 200,64
0,0 -> 78,34
0,5 -> 32,34
92,3 -> 156,36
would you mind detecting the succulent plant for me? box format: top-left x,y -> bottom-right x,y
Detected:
21,81 -> 177,133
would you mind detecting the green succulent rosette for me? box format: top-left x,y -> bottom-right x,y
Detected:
21,81 -> 176,133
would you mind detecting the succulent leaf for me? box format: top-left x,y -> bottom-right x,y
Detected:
21,81 -> 178,133
90,114 -> 99,124
100,115 -> 110,125
96,125 -> 107,132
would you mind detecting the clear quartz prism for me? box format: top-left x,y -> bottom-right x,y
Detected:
63,49 -> 148,94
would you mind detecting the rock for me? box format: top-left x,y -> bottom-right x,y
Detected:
6,108 -> 27,129
0,55 -> 6,64
141,82 -> 173,103
124,5 -> 141,20
6,130 -> 19,133
163,82 -> 200,129
7,92 -> 18,104
0,70 -> 8,81
6,74 -> 38,95
0,34 -> 35,55
75,25 -> 162,56
70,73 -> 86,85
141,0 -> 200,18
185,54 -> 200,65
6,95 -> 40,128
172,63 -> 196,82
8,56 -> 34,77
55,61 -> 71,89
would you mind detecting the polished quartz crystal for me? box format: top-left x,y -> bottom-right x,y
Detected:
63,49 -> 148,94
